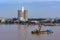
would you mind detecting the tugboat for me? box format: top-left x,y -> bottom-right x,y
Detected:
31,24 -> 53,34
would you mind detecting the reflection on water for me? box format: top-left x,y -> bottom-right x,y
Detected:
0,24 -> 60,40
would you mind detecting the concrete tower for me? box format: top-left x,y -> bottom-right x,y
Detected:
24,10 -> 28,21
18,6 -> 28,21
18,10 -> 24,21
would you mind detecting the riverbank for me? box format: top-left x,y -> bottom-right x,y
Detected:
0,23 -> 60,26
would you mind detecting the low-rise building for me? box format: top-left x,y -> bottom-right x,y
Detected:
0,17 -> 5,23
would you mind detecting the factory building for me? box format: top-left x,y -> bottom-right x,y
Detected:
18,7 -> 28,21
24,10 -> 28,21
18,10 -> 24,21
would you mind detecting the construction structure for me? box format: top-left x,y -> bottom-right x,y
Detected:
24,10 -> 28,21
18,7 -> 28,21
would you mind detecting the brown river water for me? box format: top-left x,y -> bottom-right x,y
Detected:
0,24 -> 60,40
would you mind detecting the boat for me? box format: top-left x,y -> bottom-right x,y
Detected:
31,24 -> 53,34
31,29 -> 53,34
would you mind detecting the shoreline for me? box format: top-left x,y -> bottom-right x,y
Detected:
0,23 -> 60,26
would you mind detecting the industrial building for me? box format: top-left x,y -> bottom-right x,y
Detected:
18,7 -> 28,21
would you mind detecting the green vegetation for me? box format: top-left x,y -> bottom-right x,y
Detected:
5,20 -> 14,24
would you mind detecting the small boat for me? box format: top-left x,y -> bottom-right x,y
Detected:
31,29 -> 53,34
31,24 -> 53,34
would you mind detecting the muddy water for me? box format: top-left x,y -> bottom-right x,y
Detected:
0,24 -> 60,40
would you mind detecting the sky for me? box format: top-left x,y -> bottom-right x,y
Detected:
0,0 -> 60,18
0,0 -> 60,3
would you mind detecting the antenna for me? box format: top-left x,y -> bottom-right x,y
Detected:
18,1 -> 20,10
22,6 -> 24,13
21,2 -> 24,13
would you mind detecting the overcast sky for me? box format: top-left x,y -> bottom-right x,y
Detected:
0,0 -> 60,18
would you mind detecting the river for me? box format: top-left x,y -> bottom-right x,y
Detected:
0,24 -> 60,40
